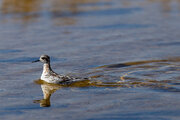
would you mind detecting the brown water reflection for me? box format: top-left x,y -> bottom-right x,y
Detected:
1,0 -> 42,23
1,0 -> 42,13
1,0 -> 180,24
0,0 -> 101,24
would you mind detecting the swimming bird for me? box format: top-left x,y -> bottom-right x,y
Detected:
32,55 -> 84,84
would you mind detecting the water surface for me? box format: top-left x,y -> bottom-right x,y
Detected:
0,0 -> 180,120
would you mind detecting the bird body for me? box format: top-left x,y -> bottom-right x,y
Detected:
33,55 -> 82,84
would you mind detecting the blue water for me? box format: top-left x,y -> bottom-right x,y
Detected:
0,0 -> 180,120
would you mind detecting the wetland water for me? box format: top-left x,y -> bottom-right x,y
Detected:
0,0 -> 180,119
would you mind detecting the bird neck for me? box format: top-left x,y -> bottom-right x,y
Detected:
43,63 -> 52,74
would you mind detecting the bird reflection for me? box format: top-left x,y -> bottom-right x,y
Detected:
33,78 -> 128,107
33,79 -> 96,107
33,80 -> 62,107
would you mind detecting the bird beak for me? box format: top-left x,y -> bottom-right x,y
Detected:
32,60 -> 40,63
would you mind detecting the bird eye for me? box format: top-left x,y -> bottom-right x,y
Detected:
41,57 -> 45,60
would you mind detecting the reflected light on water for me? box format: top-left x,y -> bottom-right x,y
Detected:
1,0 -> 42,23
0,0 -> 101,25
1,0 -> 180,25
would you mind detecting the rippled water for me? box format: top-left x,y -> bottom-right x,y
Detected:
0,0 -> 180,119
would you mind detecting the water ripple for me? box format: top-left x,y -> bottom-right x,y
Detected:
0,49 -> 22,54
0,57 -> 66,63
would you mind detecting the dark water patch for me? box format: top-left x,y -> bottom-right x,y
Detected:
95,59 -> 177,69
0,57 -> 38,63
94,110 -> 179,120
0,49 -> 22,54
0,104 -> 45,116
171,83 -> 180,85
4,7 -> 142,19
88,117 -> 168,120
1,11 -> 39,18
156,87 -> 180,92
0,110 -> 24,116
79,1 -> 112,7
119,110 -> 180,117
102,64 -> 130,68
51,8 -> 142,18
2,104 -> 44,111
87,64 -> 102,68
157,42 -> 180,46
78,23 -> 154,30
77,8 -> 142,16
0,57 -> 66,63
